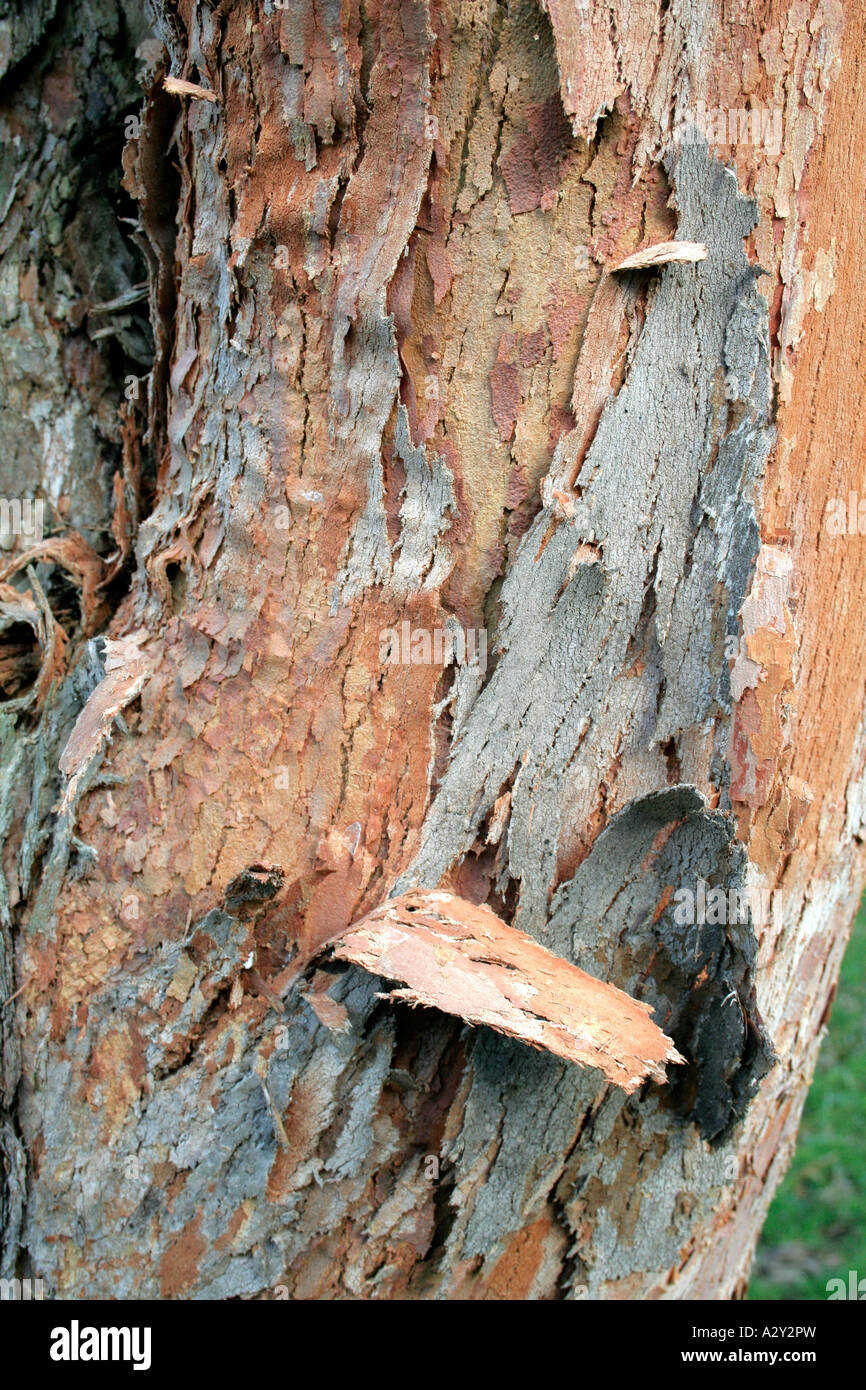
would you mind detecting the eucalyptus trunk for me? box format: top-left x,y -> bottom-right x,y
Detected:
1,0 -> 864,1300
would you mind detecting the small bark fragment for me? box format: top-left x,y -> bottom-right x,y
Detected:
612,240 -> 708,271
162,75 -> 218,102
331,890 -> 682,1093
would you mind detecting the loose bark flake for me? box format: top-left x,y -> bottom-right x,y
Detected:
612,240 -> 707,271
162,76 -> 218,103
331,890 -> 683,1090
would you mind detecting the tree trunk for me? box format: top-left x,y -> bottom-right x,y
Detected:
1,0 -> 864,1300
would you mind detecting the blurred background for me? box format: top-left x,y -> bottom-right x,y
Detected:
750,902 -> 866,1299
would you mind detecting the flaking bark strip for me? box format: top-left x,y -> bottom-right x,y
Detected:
162,76 -> 218,103
330,889 -> 683,1091
612,240 -> 707,271
57,630 -> 154,809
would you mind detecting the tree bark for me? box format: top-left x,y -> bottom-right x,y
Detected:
1,0 -> 864,1300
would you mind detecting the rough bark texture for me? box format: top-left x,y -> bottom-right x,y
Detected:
1,0 -> 864,1300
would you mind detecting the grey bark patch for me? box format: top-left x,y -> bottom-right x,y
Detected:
329,303 -> 400,613
22,639 -> 111,939
0,1115 -> 25,1277
0,637 -> 109,1271
450,1032 -> 603,1260
547,787 -> 775,1143
0,637 -> 111,947
331,392 -> 457,609
390,405 -> 456,594
19,942 -> 392,1295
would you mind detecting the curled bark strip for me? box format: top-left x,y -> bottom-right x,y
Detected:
0,572 -> 67,714
0,534 -> 108,635
331,890 -> 683,1092
612,240 -> 708,271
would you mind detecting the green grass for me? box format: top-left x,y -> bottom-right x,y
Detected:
749,902 -> 866,1299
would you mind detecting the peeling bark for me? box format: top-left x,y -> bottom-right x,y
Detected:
332,888 -> 682,1087
0,0 -> 864,1301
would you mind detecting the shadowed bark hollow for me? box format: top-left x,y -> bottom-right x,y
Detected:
1,0 -> 865,1300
